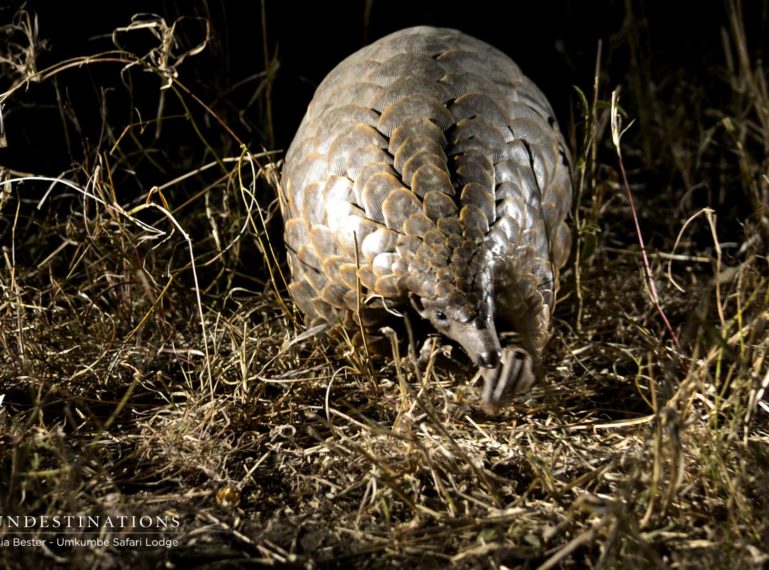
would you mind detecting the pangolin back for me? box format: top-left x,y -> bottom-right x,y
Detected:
281,26 -> 572,411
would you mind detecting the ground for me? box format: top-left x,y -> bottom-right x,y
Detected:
1,1 -> 768,569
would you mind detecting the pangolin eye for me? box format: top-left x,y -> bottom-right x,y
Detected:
435,311 -> 448,322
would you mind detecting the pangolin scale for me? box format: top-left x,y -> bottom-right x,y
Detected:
281,26 -> 572,412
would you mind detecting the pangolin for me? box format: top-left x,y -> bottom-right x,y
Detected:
280,26 -> 572,412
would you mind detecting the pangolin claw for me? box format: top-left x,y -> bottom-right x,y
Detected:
480,347 -> 537,415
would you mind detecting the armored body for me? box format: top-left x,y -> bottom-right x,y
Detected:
281,26 -> 572,411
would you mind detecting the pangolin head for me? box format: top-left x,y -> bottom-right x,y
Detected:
403,240 -> 502,370
398,230 -> 539,413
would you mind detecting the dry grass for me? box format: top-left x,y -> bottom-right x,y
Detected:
1,2 -> 768,569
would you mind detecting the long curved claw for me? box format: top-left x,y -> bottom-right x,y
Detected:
480,347 -> 537,415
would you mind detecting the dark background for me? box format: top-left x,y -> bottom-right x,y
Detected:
1,1 -> 758,172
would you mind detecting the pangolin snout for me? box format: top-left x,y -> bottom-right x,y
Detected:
451,318 -> 502,371
478,350 -> 501,368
